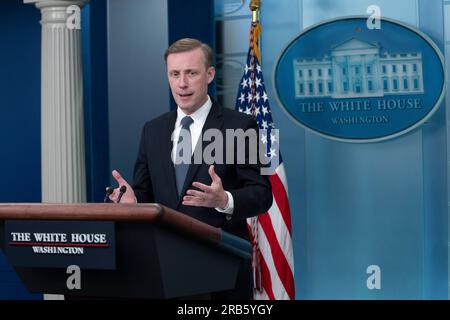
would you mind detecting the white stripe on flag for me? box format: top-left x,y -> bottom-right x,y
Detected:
275,164 -> 289,194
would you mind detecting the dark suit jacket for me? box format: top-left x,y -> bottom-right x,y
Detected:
132,102 -> 273,298
132,102 -> 272,238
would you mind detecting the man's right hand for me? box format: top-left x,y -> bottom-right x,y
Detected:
109,170 -> 137,203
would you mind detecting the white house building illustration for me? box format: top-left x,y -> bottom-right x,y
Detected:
293,38 -> 424,99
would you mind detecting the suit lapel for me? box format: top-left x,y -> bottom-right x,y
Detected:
160,111 -> 179,206
177,103 -> 224,207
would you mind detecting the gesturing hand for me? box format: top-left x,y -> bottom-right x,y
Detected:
183,165 -> 228,209
109,170 -> 137,203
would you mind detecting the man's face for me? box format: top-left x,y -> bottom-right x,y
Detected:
166,48 -> 215,115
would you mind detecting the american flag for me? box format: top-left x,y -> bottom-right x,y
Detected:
235,21 -> 295,300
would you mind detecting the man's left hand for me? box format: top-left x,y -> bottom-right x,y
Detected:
183,165 -> 228,209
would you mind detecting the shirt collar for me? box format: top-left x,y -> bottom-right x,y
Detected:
176,96 -> 212,127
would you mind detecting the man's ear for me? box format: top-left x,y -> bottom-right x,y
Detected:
207,66 -> 215,84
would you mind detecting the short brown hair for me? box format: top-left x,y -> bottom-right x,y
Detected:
164,38 -> 213,69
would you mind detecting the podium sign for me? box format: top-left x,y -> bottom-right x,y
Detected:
4,220 -> 116,270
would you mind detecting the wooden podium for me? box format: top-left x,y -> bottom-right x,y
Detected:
0,203 -> 252,299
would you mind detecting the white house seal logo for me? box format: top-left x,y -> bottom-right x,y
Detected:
274,16 -> 445,142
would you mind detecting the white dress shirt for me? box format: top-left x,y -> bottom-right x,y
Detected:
171,96 -> 234,216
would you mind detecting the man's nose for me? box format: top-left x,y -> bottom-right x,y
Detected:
178,74 -> 188,88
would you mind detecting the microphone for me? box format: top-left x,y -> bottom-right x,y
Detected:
117,185 -> 127,203
104,187 -> 114,203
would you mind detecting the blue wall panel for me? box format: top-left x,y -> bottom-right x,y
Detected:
0,0 -> 42,300
260,0 -> 448,299
82,0 -> 110,202
0,1 -> 41,203
418,0 -> 448,299
107,0 -> 169,184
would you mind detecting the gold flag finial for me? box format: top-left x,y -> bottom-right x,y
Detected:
249,0 -> 260,22
249,0 -> 261,11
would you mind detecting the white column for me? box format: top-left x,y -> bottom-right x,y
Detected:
25,0 -> 87,204
25,0 -> 88,301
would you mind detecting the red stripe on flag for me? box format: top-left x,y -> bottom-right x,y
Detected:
258,213 -> 295,300
269,173 -> 292,234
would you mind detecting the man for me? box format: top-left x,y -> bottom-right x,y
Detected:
110,38 -> 272,299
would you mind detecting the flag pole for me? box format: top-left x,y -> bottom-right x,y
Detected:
249,0 -> 261,63
248,0 -> 263,294
250,0 -> 260,22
